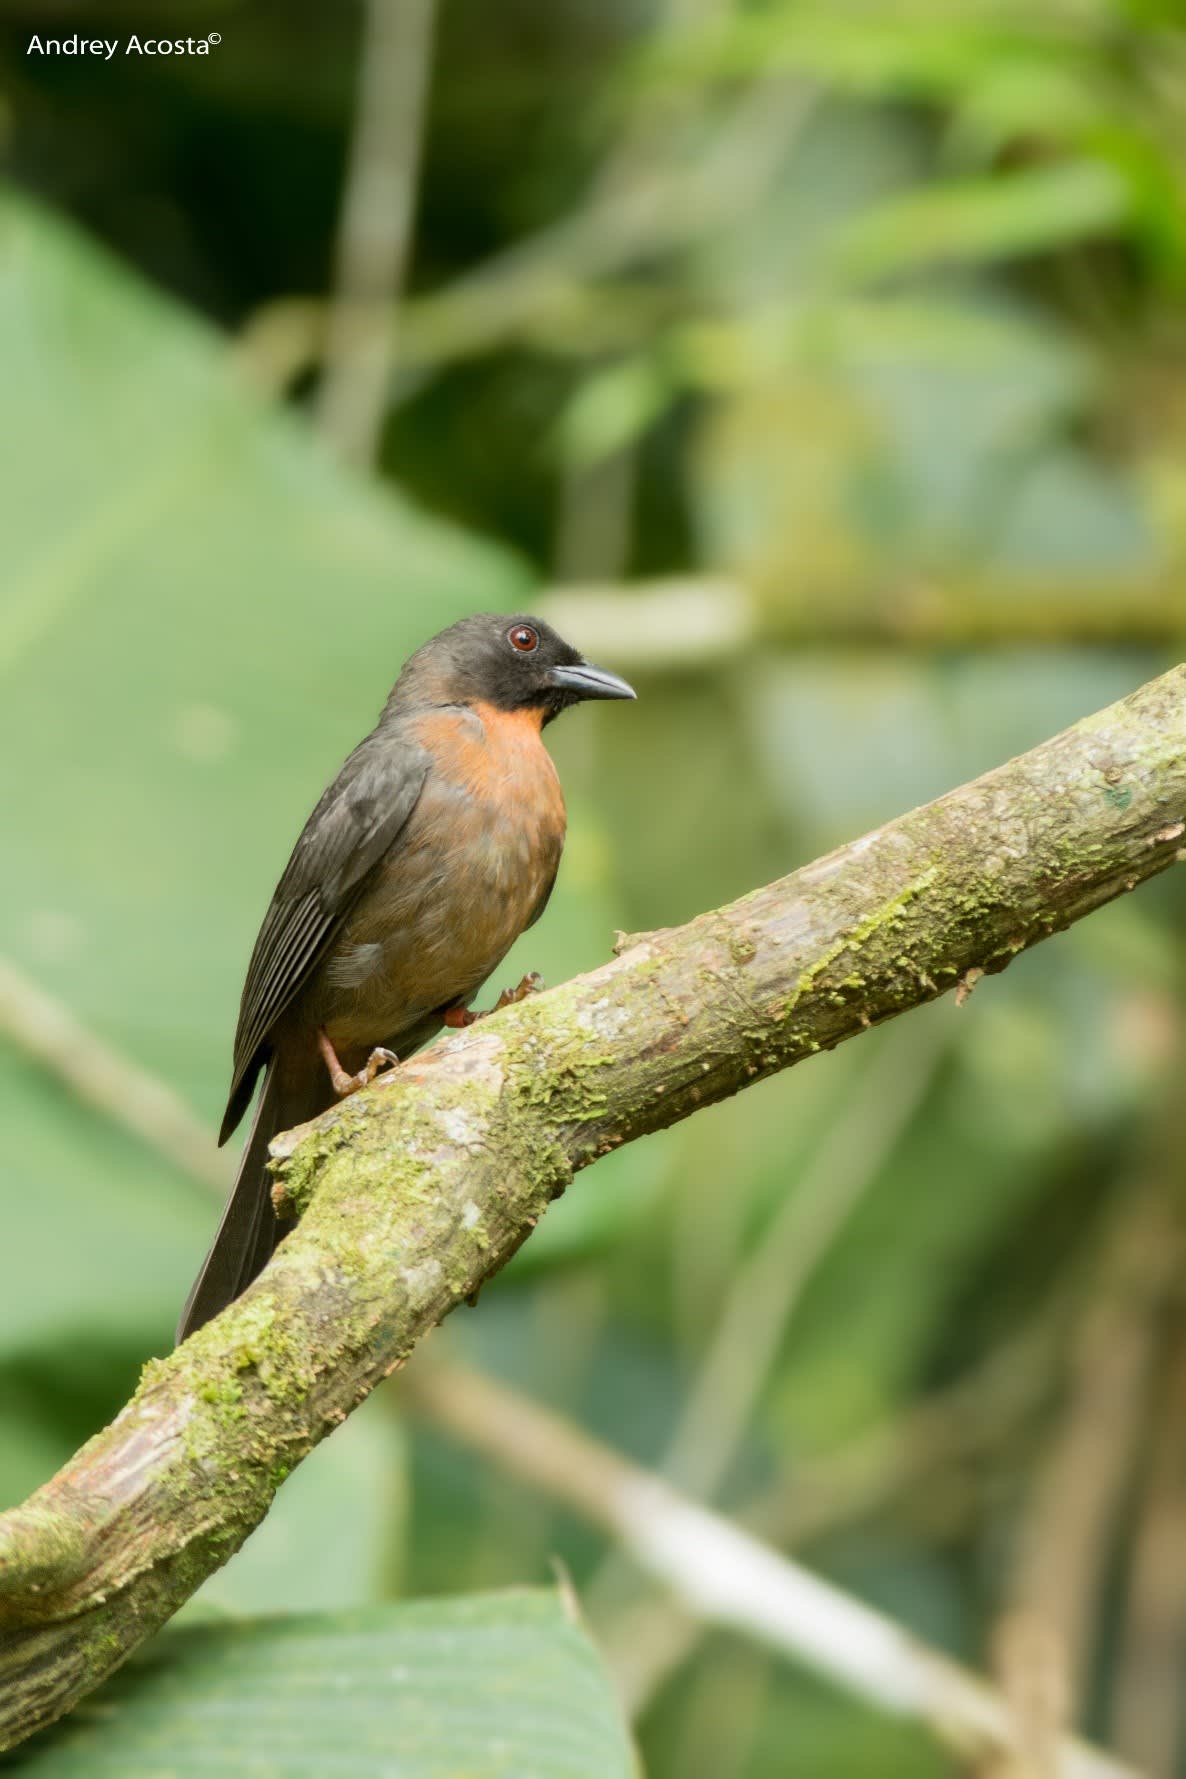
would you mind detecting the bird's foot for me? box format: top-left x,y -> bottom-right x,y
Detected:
318,1028 -> 399,1098
493,971 -> 545,1011
443,972 -> 545,1030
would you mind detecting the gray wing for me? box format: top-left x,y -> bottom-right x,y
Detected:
219,728 -> 430,1142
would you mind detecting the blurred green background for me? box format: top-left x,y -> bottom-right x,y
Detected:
2,0 -> 1186,1773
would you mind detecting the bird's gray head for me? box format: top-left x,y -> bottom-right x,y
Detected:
391,613 -> 636,726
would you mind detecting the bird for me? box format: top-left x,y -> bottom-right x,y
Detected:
176,612 -> 635,1344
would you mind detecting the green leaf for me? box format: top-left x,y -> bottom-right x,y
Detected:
832,160 -> 1131,280
556,357 -> 672,467
5,1592 -> 638,1779
0,187 -> 641,1357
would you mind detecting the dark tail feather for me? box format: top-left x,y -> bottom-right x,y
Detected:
176,1054 -> 324,1345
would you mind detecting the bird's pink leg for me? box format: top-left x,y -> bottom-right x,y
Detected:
317,1028 -> 399,1097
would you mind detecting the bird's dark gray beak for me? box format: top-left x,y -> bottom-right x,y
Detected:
548,661 -> 636,702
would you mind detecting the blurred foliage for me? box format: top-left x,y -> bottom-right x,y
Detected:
3,0 -> 1186,1774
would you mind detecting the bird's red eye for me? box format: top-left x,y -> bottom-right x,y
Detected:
508,624 -> 539,653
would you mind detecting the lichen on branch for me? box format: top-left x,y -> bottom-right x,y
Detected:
1,663 -> 1185,1752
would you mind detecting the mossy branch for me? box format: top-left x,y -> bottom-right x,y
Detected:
2,665 -> 1186,1752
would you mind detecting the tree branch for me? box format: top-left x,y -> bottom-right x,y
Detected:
1,664 -> 1185,1751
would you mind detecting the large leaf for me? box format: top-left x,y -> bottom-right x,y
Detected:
0,189 -> 639,1358
3,1591 -> 638,1779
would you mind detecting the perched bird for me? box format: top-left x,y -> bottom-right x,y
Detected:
177,613 -> 634,1343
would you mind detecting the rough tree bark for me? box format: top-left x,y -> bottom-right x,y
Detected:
1,664 -> 1185,1752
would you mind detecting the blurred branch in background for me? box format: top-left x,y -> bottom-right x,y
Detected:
403,1356 -> 1138,1779
239,74 -> 819,398
539,578 -> 1186,666
0,957 -> 227,1196
1112,1303 -> 1186,1775
1001,1178 -> 1186,1733
582,1016 -> 953,1650
226,0 -> 1186,673
639,1020 -> 946,1497
315,0 -> 438,466
598,1310 -> 1061,1721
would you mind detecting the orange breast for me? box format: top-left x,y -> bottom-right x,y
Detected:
313,701 -> 566,1053
416,702 -> 564,812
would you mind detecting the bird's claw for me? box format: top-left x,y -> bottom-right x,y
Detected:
443,972 -> 545,1030
318,1028 -> 399,1097
334,1047 -> 399,1095
359,1046 -> 400,1087
492,971 -> 545,1011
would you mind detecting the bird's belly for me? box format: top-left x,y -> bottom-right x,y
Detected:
314,768 -> 563,1052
